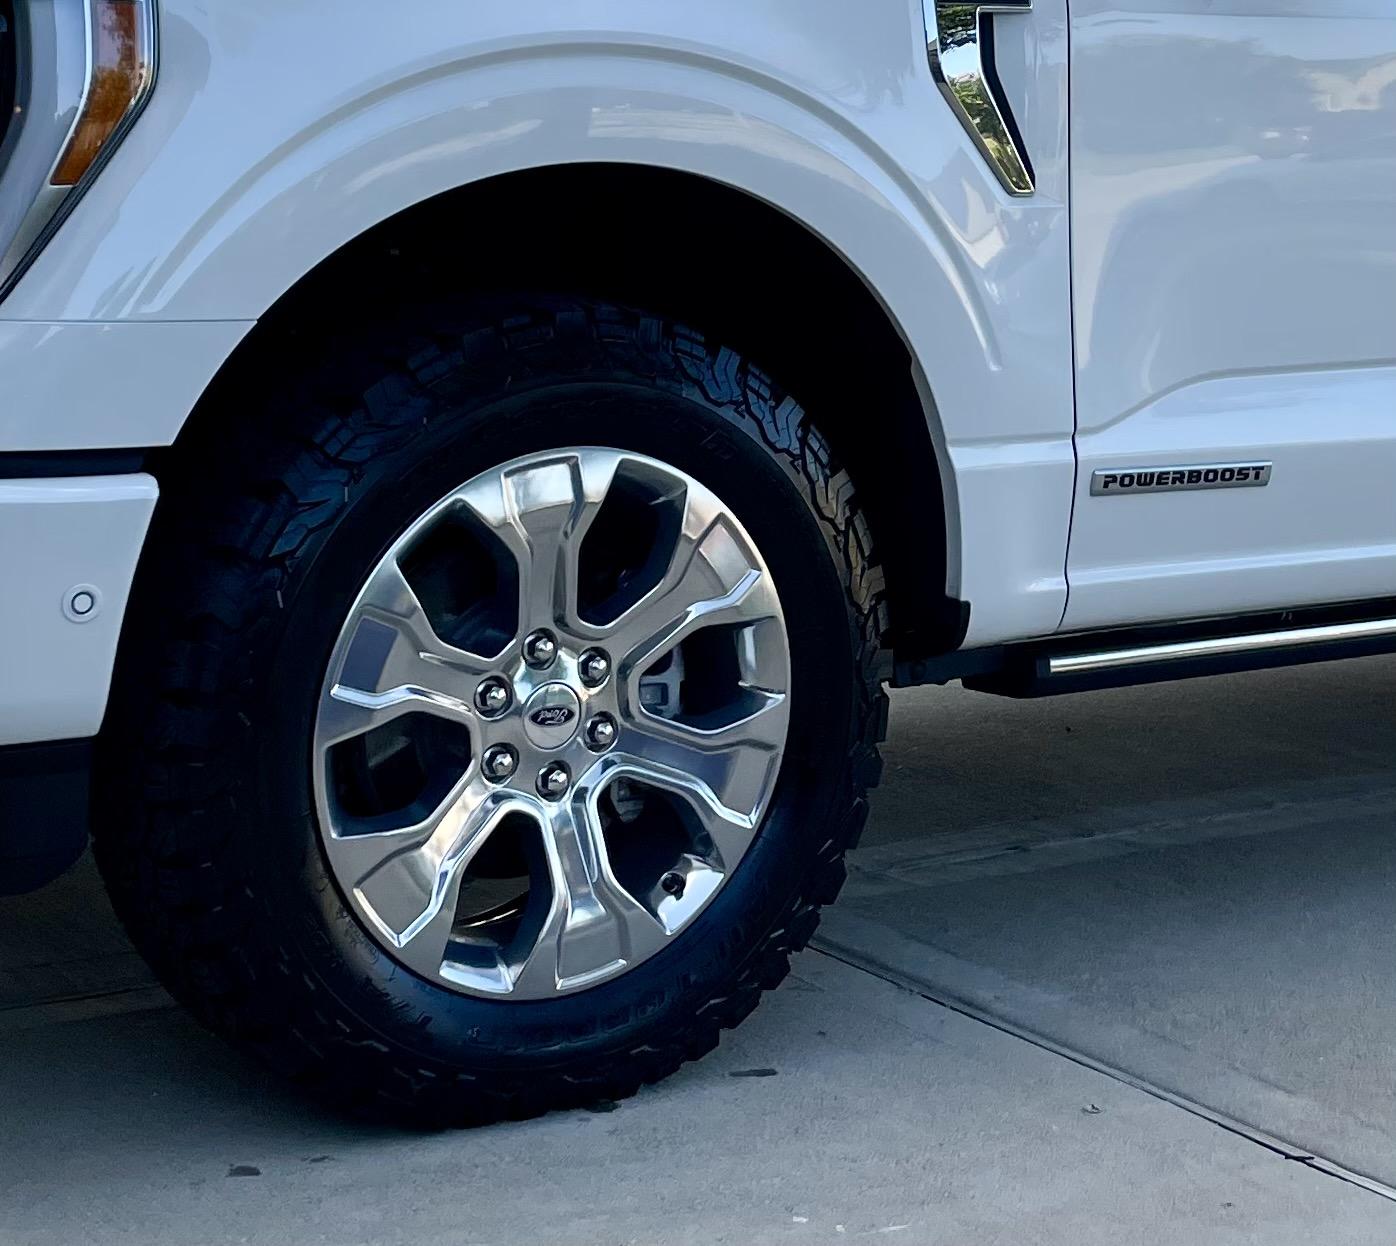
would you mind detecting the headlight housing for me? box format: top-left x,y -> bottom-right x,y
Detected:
0,0 -> 156,301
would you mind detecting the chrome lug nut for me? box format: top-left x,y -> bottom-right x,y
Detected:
475,677 -> 512,716
523,629 -> 558,669
482,744 -> 518,782
579,649 -> 611,688
537,762 -> 571,800
585,714 -> 617,751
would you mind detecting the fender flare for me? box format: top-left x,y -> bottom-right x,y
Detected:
4,21 -> 1074,643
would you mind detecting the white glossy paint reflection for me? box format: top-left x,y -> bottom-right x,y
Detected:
1065,0 -> 1396,629
0,320 -> 252,452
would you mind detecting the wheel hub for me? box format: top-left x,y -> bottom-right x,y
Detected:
312,447 -> 791,1000
522,683 -> 582,749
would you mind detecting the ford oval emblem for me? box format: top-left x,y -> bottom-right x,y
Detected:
529,705 -> 576,728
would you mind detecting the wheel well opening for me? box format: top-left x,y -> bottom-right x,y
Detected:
176,163 -> 962,655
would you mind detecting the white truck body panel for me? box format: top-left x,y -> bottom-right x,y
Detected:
1,0 -> 1077,653
0,320 -> 252,452
1064,1 -> 1396,629
0,0 -> 1392,744
0,475 -> 156,744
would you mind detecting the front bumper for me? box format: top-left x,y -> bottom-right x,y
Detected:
0,473 -> 156,745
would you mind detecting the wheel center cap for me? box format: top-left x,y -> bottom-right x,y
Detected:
522,682 -> 581,749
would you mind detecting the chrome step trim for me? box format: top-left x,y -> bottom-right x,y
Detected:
1050,616 -> 1396,677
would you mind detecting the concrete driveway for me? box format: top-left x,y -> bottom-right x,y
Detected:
3,658 -> 1395,1244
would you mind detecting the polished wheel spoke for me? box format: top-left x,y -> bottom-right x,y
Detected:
319,682 -> 472,747
325,777 -> 527,981
456,451 -> 619,632
320,559 -> 490,746
622,692 -> 786,821
610,510 -> 780,677
630,687 -> 789,756
596,747 -> 765,867
510,799 -> 666,994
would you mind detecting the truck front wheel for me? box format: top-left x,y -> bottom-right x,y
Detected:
94,296 -> 889,1123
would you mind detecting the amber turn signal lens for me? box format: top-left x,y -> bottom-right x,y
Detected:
50,0 -> 152,187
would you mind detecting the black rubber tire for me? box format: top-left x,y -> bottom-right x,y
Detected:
93,295 -> 891,1125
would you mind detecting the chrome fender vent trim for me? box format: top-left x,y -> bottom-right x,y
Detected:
924,0 -> 1034,196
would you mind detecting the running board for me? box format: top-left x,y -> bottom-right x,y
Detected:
895,601 -> 1396,697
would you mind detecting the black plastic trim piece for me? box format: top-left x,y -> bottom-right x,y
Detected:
893,640 -> 1001,688
0,737 -> 91,895
0,448 -> 149,478
890,596 -> 974,685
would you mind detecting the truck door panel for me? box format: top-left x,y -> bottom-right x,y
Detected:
1064,2 -> 1396,630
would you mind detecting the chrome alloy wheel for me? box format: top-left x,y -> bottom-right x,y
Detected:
313,448 -> 791,999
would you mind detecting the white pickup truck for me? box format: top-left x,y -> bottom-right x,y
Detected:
1,0 -> 1393,1123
